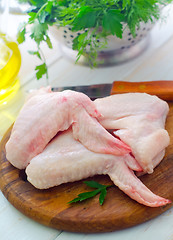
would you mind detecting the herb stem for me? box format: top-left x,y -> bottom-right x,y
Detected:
36,2 -> 48,18
38,46 -> 48,82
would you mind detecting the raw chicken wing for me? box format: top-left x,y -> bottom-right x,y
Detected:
94,93 -> 170,173
6,88 -> 130,169
26,129 -> 171,207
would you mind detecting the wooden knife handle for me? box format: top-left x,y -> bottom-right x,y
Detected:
110,81 -> 173,101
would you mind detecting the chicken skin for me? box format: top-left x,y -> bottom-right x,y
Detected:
26,129 -> 170,207
6,87 -> 130,169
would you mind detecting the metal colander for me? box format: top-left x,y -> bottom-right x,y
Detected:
50,21 -> 154,65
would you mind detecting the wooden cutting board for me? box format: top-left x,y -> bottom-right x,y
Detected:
0,102 -> 173,233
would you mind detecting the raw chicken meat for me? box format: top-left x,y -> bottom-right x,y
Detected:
26,129 -> 171,207
6,89 -> 170,207
5,87 -> 130,169
94,93 -> 170,173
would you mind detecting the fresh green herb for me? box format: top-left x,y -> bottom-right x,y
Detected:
17,0 -> 173,79
35,62 -> 48,80
68,180 -> 113,205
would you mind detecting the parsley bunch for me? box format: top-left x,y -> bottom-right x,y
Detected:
17,0 -> 173,79
68,180 -> 113,205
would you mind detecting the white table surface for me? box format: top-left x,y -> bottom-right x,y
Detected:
1,4 -> 173,240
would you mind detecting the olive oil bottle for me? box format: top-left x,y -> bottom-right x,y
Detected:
0,33 -> 21,105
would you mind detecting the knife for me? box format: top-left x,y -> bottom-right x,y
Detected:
52,80 -> 173,101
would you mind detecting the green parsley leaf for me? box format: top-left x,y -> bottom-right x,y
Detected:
45,35 -> 53,49
72,6 -> 97,31
28,12 -> 37,24
35,63 -> 47,80
99,188 -> 107,206
84,180 -> 105,189
122,0 -> 131,9
102,9 -> 124,38
72,32 -> 88,51
68,181 -> 113,205
17,23 -> 26,44
29,0 -> 46,8
45,1 -> 53,13
30,20 -> 48,45
69,189 -> 100,203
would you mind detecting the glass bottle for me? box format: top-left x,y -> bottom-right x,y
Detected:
0,0 -> 21,105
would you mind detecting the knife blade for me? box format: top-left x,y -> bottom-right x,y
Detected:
52,80 -> 173,101
52,84 -> 112,99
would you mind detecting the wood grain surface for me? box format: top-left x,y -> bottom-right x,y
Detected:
111,81 -> 173,101
0,103 -> 173,233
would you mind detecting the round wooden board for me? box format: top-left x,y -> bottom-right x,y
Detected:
0,103 -> 173,233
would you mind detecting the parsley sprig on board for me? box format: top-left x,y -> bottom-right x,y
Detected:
68,181 -> 113,205
17,0 -> 173,79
